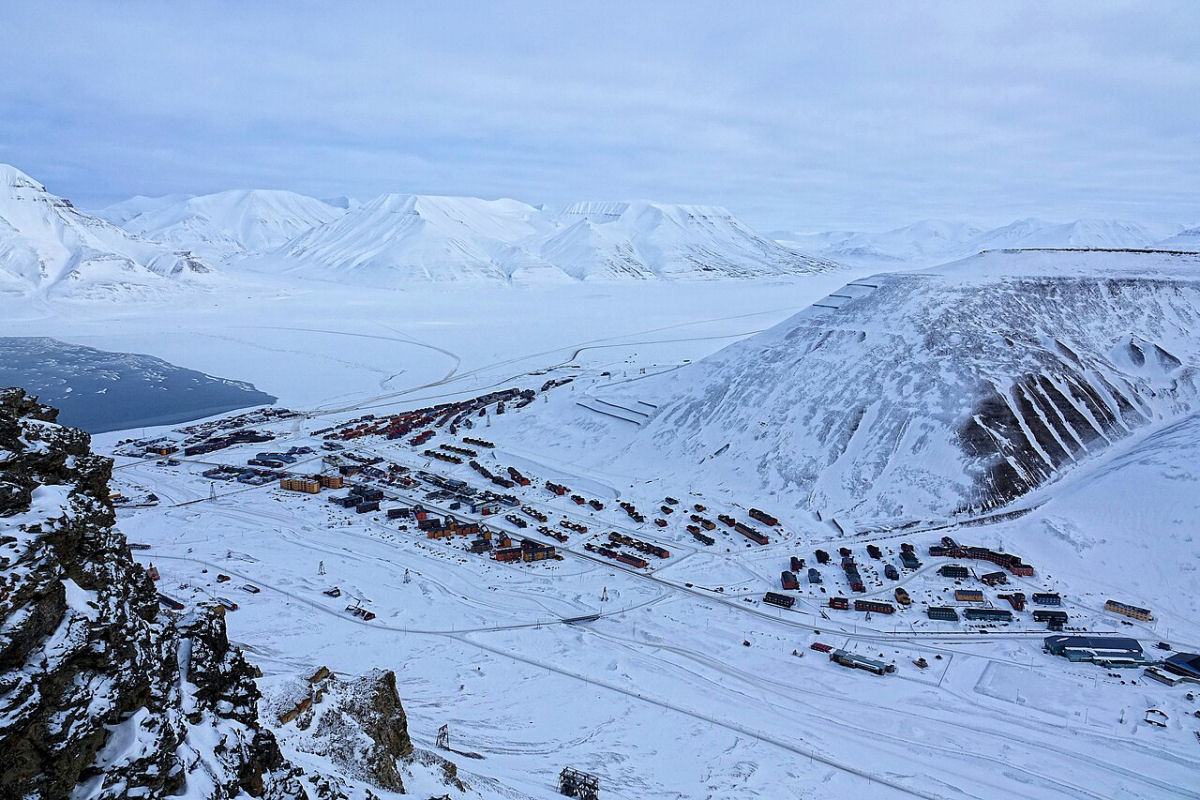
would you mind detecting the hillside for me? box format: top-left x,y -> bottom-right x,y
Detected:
0,165 -> 212,300
515,249 -> 1200,532
108,189 -> 345,262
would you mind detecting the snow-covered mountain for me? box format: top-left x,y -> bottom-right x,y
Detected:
94,192 -> 194,226
777,220 -> 984,266
254,193 -> 565,284
779,217 -> 1189,267
521,249 -> 1200,530
1159,225 -> 1200,250
539,201 -> 837,280
104,189 -> 345,262
972,217 -> 1175,251
0,164 -> 211,299
246,195 -> 838,284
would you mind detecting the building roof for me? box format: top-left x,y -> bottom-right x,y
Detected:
1044,635 -> 1143,654
1164,652 -> 1200,678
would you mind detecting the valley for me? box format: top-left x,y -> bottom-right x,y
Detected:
58,258 -> 1197,800
3,162 -> 1198,800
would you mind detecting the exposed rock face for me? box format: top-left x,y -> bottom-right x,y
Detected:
0,388 -> 325,799
306,670 -> 414,792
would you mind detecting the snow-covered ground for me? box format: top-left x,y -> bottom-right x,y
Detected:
4,272 -> 859,413
99,381 -> 1200,799
25,254 -> 1187,799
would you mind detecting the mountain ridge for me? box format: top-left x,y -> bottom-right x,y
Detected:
0,164 -> 213,300
777,217 -> 1193,267
242,193 -> 840,284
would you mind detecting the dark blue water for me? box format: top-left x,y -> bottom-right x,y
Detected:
0,336 -> 277,433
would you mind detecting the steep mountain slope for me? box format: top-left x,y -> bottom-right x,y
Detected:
111,189 -> 345,261
539,201 -> 838,280
247,195 -> 838,284
252,193 -> 569,284
0,388 -> 489,800
576,250 -> 1200,529
0,388 -> 307,798
0,165 -> 211,299
781,218 -> 1185,267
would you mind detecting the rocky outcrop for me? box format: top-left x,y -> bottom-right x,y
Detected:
305,670 -> 414,792
0,388 -> 329,800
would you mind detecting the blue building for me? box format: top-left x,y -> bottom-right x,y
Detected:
1044,635 -> 1145,667
1163,652 -> 1200,680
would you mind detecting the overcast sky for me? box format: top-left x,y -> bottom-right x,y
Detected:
2,1 -> 1197,231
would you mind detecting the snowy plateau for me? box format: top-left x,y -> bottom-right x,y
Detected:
3,162 -> 1200,800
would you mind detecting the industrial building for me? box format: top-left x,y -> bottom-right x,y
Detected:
1163,652 -> 1200,681
830,649 -> 893,675
1043,635 -> 1146,667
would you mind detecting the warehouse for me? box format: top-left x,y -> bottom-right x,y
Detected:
830,649 -> 894,676
1163,652 -> 1200,681
1044,636 -> 1146,667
